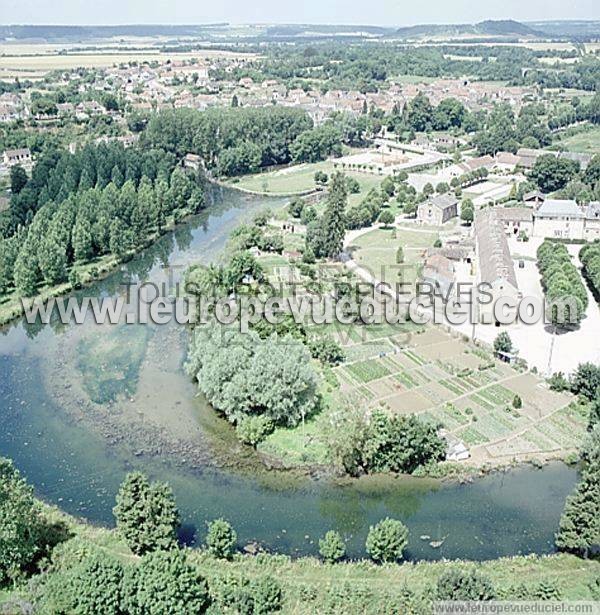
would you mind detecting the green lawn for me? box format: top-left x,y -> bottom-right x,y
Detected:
349,227 -> 439,287
555,127 -> 600,154
227,159 -> 384,208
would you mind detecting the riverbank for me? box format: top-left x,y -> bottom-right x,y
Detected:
3,500 -> 599,613
0,208 -> 196,328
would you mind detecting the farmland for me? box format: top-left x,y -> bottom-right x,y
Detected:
331,326 -> 585,466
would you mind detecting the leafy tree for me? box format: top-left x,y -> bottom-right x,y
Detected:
345,176 -> 360,194
288,196 -> 305,218
122,550 -> 209,614
378,210 -> 395,227
308,336 -> 345,365
9,165 -> 28,195
113,472 -> 180,556
360,411 -> 446,474
493,332 -> 513,355
571,362 -> 600,400
588,397 -> 600,431
314,170 -> 329,186
436,568 -> 496,601
365,518 -> 408,563
512,395 -> 523,409
555,459 -> 600,556
407,93 -> 433,132
206,518 -> 237,559
530,155 -> 579,193
319,530 -> 346,563
290,125 -> 342,163
0,458 -> 43,586
460,199 -> 474,225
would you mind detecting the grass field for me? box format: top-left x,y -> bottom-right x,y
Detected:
227,159 -> 383,208
348,226 -> 439,287
555,127 -> 600,155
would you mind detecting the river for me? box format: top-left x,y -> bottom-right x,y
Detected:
0,184 -> 578,561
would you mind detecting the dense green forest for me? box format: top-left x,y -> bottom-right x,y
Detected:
0,143 -> 204,297
211,43 -> 600,93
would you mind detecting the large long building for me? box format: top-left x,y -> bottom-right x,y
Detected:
474,208 -> 520,324
531,197 -> 600,241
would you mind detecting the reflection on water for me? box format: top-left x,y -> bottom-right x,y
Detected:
0,185 -> 578,560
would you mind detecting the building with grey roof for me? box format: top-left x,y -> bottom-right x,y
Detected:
417,193 -> 459,226
474,208 -> 520,325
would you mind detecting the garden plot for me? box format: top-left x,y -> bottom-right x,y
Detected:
342,338 -> 396,362
384,390 -> 435,414
418,340 -> 467,361
409,328 -> 452,348
419,381 -> 457,405
325,320 -> 584,465
345,359 -> 391,383
367,377 -> 404,398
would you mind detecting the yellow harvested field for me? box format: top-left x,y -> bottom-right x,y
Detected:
0,44 -> 259,76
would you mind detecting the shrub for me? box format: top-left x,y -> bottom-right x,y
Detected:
308,336 -> 345,365
436,567 -> 496,601
318,530 -> 346,563
365,518 -> 408,563
512,395 -> 522,409
251,575 -> 283,614
206,518 -> 237,559
236,415 -> 274,447
42,551 -> 126,615
548,372 -> 570,392
113,472 -> 180,556
122,550 -> 209,614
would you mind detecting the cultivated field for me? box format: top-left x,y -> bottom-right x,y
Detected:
332,326 -> 585,465
0,43 -> 259,78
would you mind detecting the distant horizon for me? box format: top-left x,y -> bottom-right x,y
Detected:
1,0 -> 598,29
1,18 -> 600,28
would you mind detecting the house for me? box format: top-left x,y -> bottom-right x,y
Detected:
532,199 -> 585,240
459,155 -> 494,173
417,194 -> 459,226
516,147 -> 549,170
558,151 -> 592,171
584,202 -> 600,242
421,253 -> 455,297
183,153 -> 203,171
2,148 -> 32,168
56,102 -> 75,116
493,151 -> 520,171
474,208 -> 520,325
523,190 -> 545,208
444,433 -> 470,461
493,207 -> 533,238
